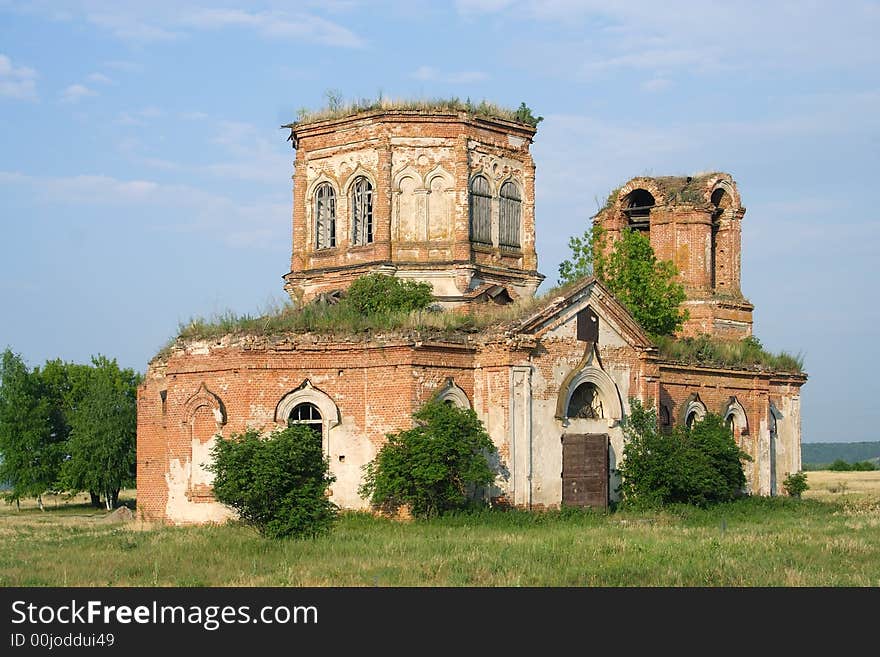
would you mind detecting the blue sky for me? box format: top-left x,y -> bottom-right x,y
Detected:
1,1 -> 878,443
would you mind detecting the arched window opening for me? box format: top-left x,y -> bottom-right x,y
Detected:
499,181 -> 521,248
710,187 -> 731,289
351,176 -> 373,245
288,402 -> 323,443
686,409 -> 700,429
567,382 -> 604,420
469,175 -> 492,245
315,183 -> 336,249
624,189 -> 654,233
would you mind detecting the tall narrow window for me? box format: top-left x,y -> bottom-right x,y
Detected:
351,176 -> 373,245
469,175 -> 491,244
710,187 -> 729,290
499,181 -> 522,248
315,183 -> 336,249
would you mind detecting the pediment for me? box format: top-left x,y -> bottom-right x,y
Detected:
514,277 -> 653,350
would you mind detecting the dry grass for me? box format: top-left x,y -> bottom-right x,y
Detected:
803,470 -> 880,500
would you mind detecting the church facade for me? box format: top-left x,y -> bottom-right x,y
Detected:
136,108 -> 806,524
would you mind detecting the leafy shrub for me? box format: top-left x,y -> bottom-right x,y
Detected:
208,425 -> 337,539
557,225 -> 687,337
617,399 -> 750,508
343,274 -> 434,315
782,471 -> 809,498
359,400 -> 497,518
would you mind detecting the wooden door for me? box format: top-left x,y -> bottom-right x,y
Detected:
561,433 -> 609,510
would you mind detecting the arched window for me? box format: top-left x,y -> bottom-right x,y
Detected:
469,175 -> 492,245
314,183 -> 336,249
723,397 -> 748,439
351,176 -> 373,245
288,402 -> 323,443
499,181 -> 521,248
710,187 -> 731,290
567,382 -> 604,419
681,393 -> 707,429
624,189 -> 654,233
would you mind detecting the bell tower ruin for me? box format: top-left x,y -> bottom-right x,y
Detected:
594,173 -> 754,338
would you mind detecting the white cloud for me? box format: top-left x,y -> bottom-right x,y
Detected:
641,77 -> 671,93
115,106 -> 166,125
19,3 -> 366,47
86,72 -> 113,84
60,83 -> 96,103
0,53 -> 37,100
455,1 -> 880,77
0,169 -> 288,250
411,65 -> 488,84
180,111 -> 209,121
180,8 -> 364,47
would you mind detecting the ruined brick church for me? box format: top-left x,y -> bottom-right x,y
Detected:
136,106 -> 806,524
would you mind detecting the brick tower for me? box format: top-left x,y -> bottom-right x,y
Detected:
281,109 -> 544,306
594,173 -> 753,338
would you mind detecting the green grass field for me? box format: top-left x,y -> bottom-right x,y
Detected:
1,473 -> 878,587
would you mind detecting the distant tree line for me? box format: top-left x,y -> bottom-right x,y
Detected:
801,441 -> 880,467
0,348 -> 140,510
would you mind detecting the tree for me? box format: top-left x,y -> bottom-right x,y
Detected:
359,400 -> 497,518
0,349 -> 65,510
343,273 -> 434,315
558,225 -> 688,337
60,356 -> 140,510
208,425 -> 337,539
617,399 -> 750,508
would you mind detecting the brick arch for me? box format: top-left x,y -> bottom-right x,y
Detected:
433,377 -> 471,409
182,382 -> 227,429
424,164 -> 453,189
617,178 -> 668,209
679,392 -> 707,427
274,379 -> 340,429
341,166 -> 377,196
392,165 -> 424,192
721,396 -> 749,436
305,173 -> 340,200
706,175 -> 742,210
468,169 -> 498,196
557,366 -> 623,423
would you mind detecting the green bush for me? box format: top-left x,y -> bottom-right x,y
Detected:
359,400 -> 497,518
344,274 -> 434,315
557,225 -> 687,337
782,471 -> 809,498
208,425 -> 337,539
617,399 -> 750,508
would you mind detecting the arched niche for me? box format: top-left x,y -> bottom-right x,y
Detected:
182,382 -> 227,429
433,377 -> 471,409
181,383 -> 227,501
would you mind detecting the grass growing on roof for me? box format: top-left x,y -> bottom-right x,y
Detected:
656,334 -> 804,373
290,91 -> 543,128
